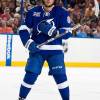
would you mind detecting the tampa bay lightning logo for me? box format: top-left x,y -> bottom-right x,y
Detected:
46,18 -> 55,26
37,18 -> 55,34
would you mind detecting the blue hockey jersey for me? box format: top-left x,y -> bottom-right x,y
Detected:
19,5 -> 72,54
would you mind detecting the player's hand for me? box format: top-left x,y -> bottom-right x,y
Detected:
37,19 -> 57,37
25,39 -> 40,53
58,28 -> 72,39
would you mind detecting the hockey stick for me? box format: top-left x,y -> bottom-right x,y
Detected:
37,15 -> 99,48
20,0 -> 24,25
37,0 -> 100,48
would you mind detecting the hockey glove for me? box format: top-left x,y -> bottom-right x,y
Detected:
37,19 -> 57,37
24,39 -> 40,53
58,28 -> 72,39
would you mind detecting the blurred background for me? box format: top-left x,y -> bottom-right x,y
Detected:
0,0 -> 100,38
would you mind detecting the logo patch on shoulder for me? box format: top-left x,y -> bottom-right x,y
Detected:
33,12 -> 41,17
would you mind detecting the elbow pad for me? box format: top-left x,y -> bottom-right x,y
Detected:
18,25 -> 31,46
18,25 -> 39,53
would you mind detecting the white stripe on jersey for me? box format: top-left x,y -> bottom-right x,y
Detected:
39,45 -> 63,50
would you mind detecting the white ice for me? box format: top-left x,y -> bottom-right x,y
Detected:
0,67 -> 100,100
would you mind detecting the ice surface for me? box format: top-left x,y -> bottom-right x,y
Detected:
0,67 -> 100,100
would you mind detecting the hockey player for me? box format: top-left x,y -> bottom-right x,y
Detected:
18,0 -> 72,99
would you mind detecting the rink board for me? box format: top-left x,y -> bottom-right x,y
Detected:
0,34 -> 100,67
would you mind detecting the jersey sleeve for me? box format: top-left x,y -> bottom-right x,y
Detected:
25,10 -> 34,28
59,8 -> 72,39
18,10 -> 34,46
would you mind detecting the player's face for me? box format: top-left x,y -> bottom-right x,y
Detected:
43,0 -> 55,7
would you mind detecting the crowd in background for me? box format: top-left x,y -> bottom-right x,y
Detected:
0,0 -> 100,38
